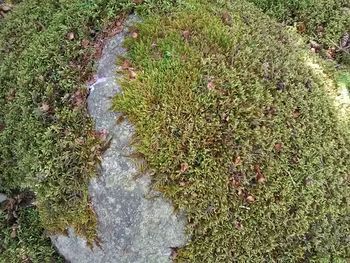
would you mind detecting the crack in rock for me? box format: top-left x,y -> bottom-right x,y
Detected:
51,15 -> 187,263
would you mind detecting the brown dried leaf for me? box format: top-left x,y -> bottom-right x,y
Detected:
235,221 -> 243,230
121,60 -> 132,70
128,69 -> 137,79
179,181 -> 187,187
10,227 -> 17,239
170,247 -> 178,260
274,142 -> 283,153
0,4 -> 12,12
108,26 -> 123,37
221,11 -> 232,26
229,176 -> 239,188
180,163 -> 189,173
131,31 -> 138,39
67,32 -> 75,40
72,90 -> 85,107
326,47 -> 336,60
246,195 -> 255,203
296,22 -> 306,33
40,102 -> 50,112
182,30 -> 191,40
254,165 -> 266,184
292,108 -> 301,118
133,0 -> 144,4
81,39 -> 90,48
207,80 -> 215,91
310,40 -> 321,51
234,156 -> 242,166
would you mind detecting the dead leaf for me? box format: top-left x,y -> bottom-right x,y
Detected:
310,40 -> 321,51
230,176 -> 240,188
182,30 -> 191,40
107,26 -> 123,37
121,60 -> 132,70
234,156 -> 242,166
10,227 -> 17,238
292,108 -> 301,118
81,39 -> 90,48
207,80 -> 216,91
67,32 -> 75,40
246,195 -> 255,203
274,142 -> 283,153
180,163 -> 189,173
131,31 -> 138,39
326,47 -> 336,60
133,0 -> 144,4
170,247 -> 178,260
116,115 -> 126,124
237,187 -> 244,196
316,25 -> 324,37
296,22 -> 306,33
128,69 -> 137,79
221,11 -> 232,26
235,221 -> 243,230
0,4 -> 12,12
40,102 -> 50,112
71,90 -> 85,108
254,165 -> 266,184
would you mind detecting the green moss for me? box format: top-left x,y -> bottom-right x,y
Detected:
0,0 -> 137,242
247,0 -> 350,64
0,207 -> 63,263
0,0 -> 181,254
114,0 -> 350,261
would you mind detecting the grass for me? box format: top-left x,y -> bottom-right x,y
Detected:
114,0 -> 350,261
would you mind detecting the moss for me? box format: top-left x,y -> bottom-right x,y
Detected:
0,0 -> 180,254
0,207 -> 63,263
247,0 -> 350,64
114,0 -> 350,261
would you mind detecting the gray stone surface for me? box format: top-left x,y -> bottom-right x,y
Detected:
0,193 -> 7,203
51,16 -> 187,263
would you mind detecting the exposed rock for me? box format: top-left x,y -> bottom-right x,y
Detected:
0,193 -> 7,203
51,15 -> 187,263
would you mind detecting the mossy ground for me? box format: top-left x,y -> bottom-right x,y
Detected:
1,0 -> 350,261
114,0 -> 350,261
248,0 -> 350,65
0,0 -> 177,260
0,206 -> 63,263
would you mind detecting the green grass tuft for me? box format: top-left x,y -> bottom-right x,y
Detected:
114,0 -> 350,261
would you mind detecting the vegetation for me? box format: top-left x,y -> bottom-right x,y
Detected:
114,0 -> 350,261
0,205 -> 63,263
0,0 -> 176,260
248,0 -> 350,64
1,0 -> 350,261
